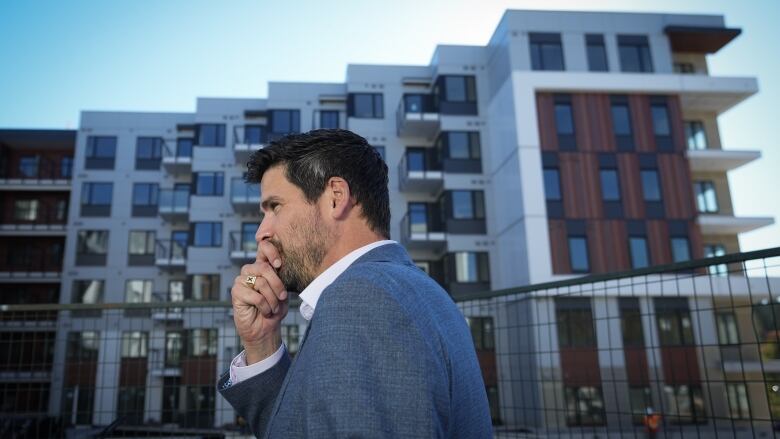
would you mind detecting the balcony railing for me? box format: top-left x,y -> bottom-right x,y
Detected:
0,200 -> 68,233
229,231 -> 257,263
0,156 -> 72,189
151,291 -> 183,321
0,248 -> 778,436
396,93 -> 440,138
230,178 -> 261,214
161,141 -> 192,172
155,239 -> 187,269
397,152 -> 443,194
399,211 -> 446,251
233,124 -> 267,162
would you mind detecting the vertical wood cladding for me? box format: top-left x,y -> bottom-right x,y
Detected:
537,92 -> 699,274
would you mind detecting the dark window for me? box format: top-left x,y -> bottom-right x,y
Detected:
629,236 -> 650,269
599,168 -> 621,201
640,170 -> 662,201
685,121 -> 707,150
128,231 -> 155,256
191,222 -> 222,247
403,94 -> 423,113
671,237 -> 691,263
18,156 -> 39,177
86,136 -> 117,169
189,274 -> 220,301
544,168 -> 562,201
77,231 -> 109,255
117,387 -> 145,425
406,148 -> 426,172
61,156 -> 73,178
663,384 -> 706,424
320,110 -> 340,129
450,190 -> 485,220
374,146 -> 386,161
442,76 -> 477,102
13,199 -> 38,221
611,102 -> 632,135
196,124 -> 226,147
530,33 -> 565,71
726,383 -> 750,420
618,35 -> 653,73
674,62 -> 696,74
554,95 -> 576,150
132,183 -> 159,206
282,325 -> 300,355
408,202 -> 429,234
467,317 -> 495,351
194,172 -> 224,196
62,385 -> 95,425
716,312 -> 739,345
586,34 -> 608,71
694,181 -> 718,213
655,300 -> 695,346
66,331 -> 99,360
120,331 -> 148,358
135,137 -> 163,169
651,102 -> 671,136
620,299 -> 645,347
244,125 -> 266,144
452,252 -> 489,283
72,280 -> 104,305
349,93 -> 384,118
269,110 -> 301,134
703,244 -> 727,276
176,138 -> 194,158
629,387 -> 653,425
565,386 -> 606,426
240,223 -> 258,252
568,236 -> 590,273
81,182 -> 112,206
556,299 -> 596,347
187,329 -> 217,357
446,132 -> 481,159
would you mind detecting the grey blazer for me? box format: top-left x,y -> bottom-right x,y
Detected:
218,243 -> 493,438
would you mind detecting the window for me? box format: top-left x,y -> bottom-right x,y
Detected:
19,156 -> 39,177
640,170 -> 662,201
620,299 -> 645,347
655,300 -> 695,346
66,331 -> 100,360
586,34 -> 608,71
651,102 -> 671,136
452,252 -> 489,283
716,312 -> 739,345
190,274 -> 220,301
125,280 -> 152,304
610,96 -> 634,150
85,136 -> 117,169
61,156 -> 73,178
704,244 -> 727,276
349,93 -> 384,118
618,35 -> 653,73
629,236 -> 650,269
188,329 -> 217,357
192,222 -> 222,247
196,124 -> 226,146
72,280 -> 104,305
554,95 -> 576,150
599,168 -> 621,201
135,137 -> 163,169
629,387 -> 653,425
128,231 -> 155,255
320,110 -> 339,129
442,76 -> 477,102
165,332 -> 182,367
62,385 -> 95,425
664,385 -> 706,424
77,230 -> 109,255
282,324 -> 300,354
406,148 -> 427,172
467,317 -> 495,351
568,236 -> 590,273
244,125 -> 266,144
556,299 -> 596,347
671,237 -> 691,263
132,183 -> 159,216
194,172 -> 224,196
81,182 -> 112,206
694,181 -> 718,213
543,168 -> 562,201
446,132 -> 481,159
374,145 -> 385,161
117,387 -> 145,425
530,33 -> 565,71
564,386 -> 606,426
726,383 -> 750,419
13,199 -> 38,221
450,190 -> 485,220
685,121 -> 708,150
269,110 -> 301,135
55,199 -> 68,221
176,138 -> 194,158
753,302 -> 780,361
408,203 -> 429,234
241,223 -> 258,252
121,331 -> 148,358
674,62 -> 695,74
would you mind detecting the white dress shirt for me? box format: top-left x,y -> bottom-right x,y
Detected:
228,240 -> 395,385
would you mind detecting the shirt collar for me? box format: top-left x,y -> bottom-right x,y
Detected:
298,240 -> 395,321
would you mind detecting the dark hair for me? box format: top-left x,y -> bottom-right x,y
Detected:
246,129 -> 390,238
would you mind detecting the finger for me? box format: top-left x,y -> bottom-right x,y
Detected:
255,261 -> 287,301
252,275 -> 280,314
258,240 -> 282,269
232,280 -> 273,317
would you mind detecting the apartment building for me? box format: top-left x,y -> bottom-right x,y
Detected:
1,8 -> 776,437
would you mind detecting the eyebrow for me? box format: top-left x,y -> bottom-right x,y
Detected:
260,195 -> 283,213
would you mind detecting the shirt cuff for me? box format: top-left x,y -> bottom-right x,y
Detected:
229,343 -> 286,385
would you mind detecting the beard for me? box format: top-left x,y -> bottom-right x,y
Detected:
268,209 -> 330,293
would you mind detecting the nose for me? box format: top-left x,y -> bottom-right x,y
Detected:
256,216 -> 272,242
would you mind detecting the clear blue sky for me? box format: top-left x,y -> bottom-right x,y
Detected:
1,0 -> 777,252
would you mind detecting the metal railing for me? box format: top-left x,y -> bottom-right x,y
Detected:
0,248 -> 778,437
0,200 -> 68,230
0,155 -> 72,180
230,178 -> 260,204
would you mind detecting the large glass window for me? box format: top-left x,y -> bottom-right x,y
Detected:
554,99 -> 575,136
66,331 -> 100,360
450,190 -> 485,220
564,386 -> 606,426
176,138 -> 194,158
656,304 -> 695,346
556,300 -> 596,347
282,324 -> 300,354
664,385 -> 706,424
568,236 -> 590,273
704,244 -> 728,276
726,383 -> 750,419
640,170 -> 662,201
685,121 -> 708,150
694,181 -> 718,213
586,34 -> 608,72
544,168 -> 562,201
61,156 -> 73,178
320,110 -> 340,129
671,237 -> 691,263
629,236 -> 650,269
409,203 -> 429,234
128,231 -> 155,256
269,110 -> 301,134
629,387 -> 653,425
190,274 -> 220,301
442,76 -> 477,102
125,280 -> 152,304
446,132 -> 481,159
599,168 -> 621,201
135,137 -> 163,169
716,312 -> 739,345
194,172 -> 224,196
165,332 -> 183,367
240,223 -> 258,252
192,222 -> 222,247
751,302 -> 780,360
117,387 -> 145,425
453,252 -> 489,283
530,33 -> 565,71
196,124 -> 226,146
611,103 -> 632,136
244,125 -> 266,144
121,331 -> 148,358
132,183 -> 159,207
350,93 -> 384,118
86,136 -> 117,159
620,299 -> 645,347
81,182 -> 113,206
188,329 -> 217,357
467,317 -> 495,351
13,199 -> 38,221
651,103 -> 671,136
19,156 -> 39,177
618,35 -> 653,73
72,280 -> 104,305
77,230 -> 109,255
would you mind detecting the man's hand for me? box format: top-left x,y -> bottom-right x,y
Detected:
232,240 -> 288,365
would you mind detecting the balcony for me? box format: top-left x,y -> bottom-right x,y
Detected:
0,201 -> 68,236
161,141 -> 192,173
155,239 -> 187,270
233,124 -> 267,163
398,150 -> 443,195
231,178 -> 261,214
396,93 -> 439,138
151,291 -> 183,321
687,148 -> 761,173
0,156 -> 72,191
0,240 -> 62,280
229,231 -> 257,263
158,189 -> 190,221
400,211 -> 446,252
698,214 -> 774,235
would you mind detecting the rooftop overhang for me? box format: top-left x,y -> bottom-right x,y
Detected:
665,26 -> 741,54
698,214 -> 774,235
0,129 -> 76,150
687,149 -> 761,173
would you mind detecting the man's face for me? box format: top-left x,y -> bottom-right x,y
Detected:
258,166 -> 332,293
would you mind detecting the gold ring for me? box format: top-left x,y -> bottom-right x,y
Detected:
243,275 -> 257,288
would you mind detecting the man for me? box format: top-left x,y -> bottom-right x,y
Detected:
217,129 -> 492,438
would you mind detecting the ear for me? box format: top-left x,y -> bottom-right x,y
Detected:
324,177 -> 353,219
